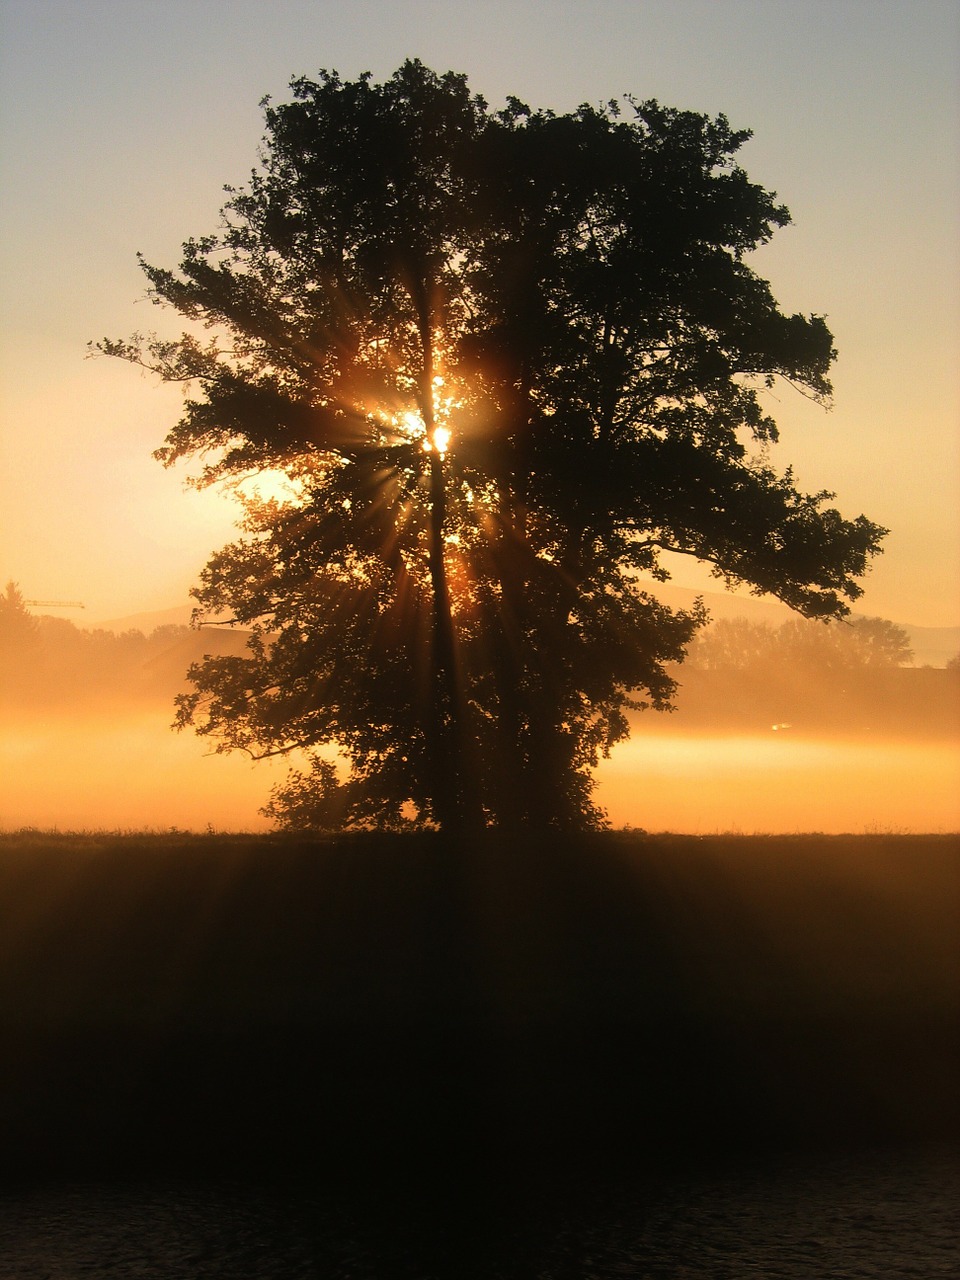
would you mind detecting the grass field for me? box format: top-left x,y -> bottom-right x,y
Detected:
1,830 -> 957,1185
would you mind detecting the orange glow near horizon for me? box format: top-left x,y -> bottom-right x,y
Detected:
599,732 -> 960,835
1,709 -> 957,834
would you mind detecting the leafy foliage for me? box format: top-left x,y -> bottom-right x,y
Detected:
97,62 -> 885,832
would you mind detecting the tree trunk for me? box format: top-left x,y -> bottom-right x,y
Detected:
416,308 -> 483,836
427,448 -> 475,833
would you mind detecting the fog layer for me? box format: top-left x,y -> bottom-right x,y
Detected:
3,711 -> 958,834
1,610 -> 957,833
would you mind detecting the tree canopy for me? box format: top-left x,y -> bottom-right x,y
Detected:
98,61 -> 885,833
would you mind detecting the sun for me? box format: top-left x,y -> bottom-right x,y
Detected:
424,426 -> 451,455
391,373 -> 458,455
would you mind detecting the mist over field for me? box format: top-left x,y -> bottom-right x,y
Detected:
2,608 -> 957,833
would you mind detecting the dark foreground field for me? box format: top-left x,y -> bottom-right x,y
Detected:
0,830 -> 956,1192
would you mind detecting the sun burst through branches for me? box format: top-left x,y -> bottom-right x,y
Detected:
426,426 -> 451,455
389,372 -> 460,455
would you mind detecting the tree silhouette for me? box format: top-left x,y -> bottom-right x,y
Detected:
0,582 -> 40,671
97,62 -> 885,833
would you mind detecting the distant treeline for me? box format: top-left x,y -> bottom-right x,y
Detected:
2,584 -> 958,736
663,617 -> 960,737
0,592 -> 250,710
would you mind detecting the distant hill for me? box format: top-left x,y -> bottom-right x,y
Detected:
89,604 -> 242,636
902,624 -> 960,669
89,604 -> 196,632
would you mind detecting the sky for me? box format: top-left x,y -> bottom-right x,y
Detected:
1,0 -> 959,629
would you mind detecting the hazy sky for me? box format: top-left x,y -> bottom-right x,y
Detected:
2,0 -> 958,626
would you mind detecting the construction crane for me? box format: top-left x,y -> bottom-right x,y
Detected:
24,599 -> 85,609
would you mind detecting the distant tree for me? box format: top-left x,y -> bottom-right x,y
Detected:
684,618 -> 778,672
147,624 -> 193,648
946,652 -> 960,673
0,583 -> 43,703
98,62 -> 885,833
688,614 -> 912,675
776,615 -> 912,672
842,617 -> 913,667
0,582 -> 39,652
0,583 -> 41,698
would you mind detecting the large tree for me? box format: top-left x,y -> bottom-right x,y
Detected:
98,61 -> 885,833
